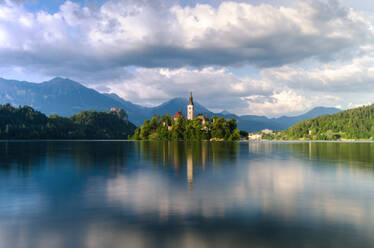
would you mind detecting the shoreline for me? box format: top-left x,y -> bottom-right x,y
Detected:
1,139 -> 374,144
247,139 -> 374,143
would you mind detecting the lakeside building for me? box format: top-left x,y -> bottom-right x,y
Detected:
248,133 -> 262,140
261,129 -> 273,134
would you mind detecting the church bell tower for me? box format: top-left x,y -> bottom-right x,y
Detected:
187,92 -> 194,120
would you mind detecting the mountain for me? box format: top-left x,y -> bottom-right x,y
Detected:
283,104 -> 374,140
0,77 -> 340,130
0,77 -> 125,116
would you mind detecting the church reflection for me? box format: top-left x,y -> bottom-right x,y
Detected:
187,146 -> 193,187
137,141 -> 239,187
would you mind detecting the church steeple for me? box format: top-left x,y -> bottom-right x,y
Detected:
187,92 -> 194,120
188,92 -> 194,105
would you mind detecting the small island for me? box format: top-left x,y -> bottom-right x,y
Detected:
132,93 -> 240,141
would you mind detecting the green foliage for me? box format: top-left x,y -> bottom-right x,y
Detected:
239,130 -> 249,139
0,104 -> 136,139
132,114 -> 240,141
281,104 -> 374,140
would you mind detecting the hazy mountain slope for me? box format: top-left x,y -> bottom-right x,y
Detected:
0,77 -> 125,116
273,107 -> 341,129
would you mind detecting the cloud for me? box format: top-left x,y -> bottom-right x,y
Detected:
243,91 -> 311,116
100,67 -> 273,112
0,0 -> 371,78
242,90 -> 333,116
260,55 -> 374,92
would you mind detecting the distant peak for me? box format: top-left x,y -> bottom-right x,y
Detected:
220,110 -> 232,115
48,77 -> 74,83
43,77 -> 84,87
50,76 -> 65,81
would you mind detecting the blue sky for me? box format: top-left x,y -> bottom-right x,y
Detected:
0,0 -> 374,116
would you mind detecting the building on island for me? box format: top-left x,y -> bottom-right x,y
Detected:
173,109 -> 184,122
196,114 -> 209,125
187,92 -> 194,120
171,93 -> 209,128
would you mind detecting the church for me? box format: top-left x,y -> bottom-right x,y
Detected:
173,92 -> 194,121
187,92 -> 194,120
173,92 -> 209,124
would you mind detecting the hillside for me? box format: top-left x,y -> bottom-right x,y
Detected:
0,104 -> 136,139
0,77 -> 340,130
283,104 -> 374,140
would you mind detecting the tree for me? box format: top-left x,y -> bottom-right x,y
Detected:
0,104 -> 136,139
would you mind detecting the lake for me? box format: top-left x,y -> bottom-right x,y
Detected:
1,141 -> 374,247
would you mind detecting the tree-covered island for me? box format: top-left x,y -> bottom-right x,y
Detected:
132,113 -> 240,141
132,93 -> 240,141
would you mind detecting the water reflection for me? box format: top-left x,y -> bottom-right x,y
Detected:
1,141 -> 374,247
248,141 -> 374,165
136,141 -> 238,187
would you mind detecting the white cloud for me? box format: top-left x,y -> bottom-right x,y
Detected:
347,102 -> 373,109
260,55 -> 374,92
243,91 -> 310,116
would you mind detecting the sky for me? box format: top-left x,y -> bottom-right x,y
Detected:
0,0 -> 374,116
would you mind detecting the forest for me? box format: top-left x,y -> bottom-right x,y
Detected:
132,114 -> 240,141
281,104 -> 374,140
0,104 -> 136,139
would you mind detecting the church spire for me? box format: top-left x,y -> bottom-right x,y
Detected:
189,92 -> 194,105
187,92 -> 194,120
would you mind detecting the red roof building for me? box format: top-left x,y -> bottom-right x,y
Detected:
196,115 -> 209,125
173,110 -> 184,121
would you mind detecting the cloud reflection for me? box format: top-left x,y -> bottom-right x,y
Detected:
2,142 -> 374,247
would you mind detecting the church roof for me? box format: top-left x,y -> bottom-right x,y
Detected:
173,111 -> 184,119
188,92 -> 194,105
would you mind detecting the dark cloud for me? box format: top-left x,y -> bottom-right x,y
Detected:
0,0 -> 370,79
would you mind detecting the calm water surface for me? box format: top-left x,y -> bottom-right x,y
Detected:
1,141 -> 374,248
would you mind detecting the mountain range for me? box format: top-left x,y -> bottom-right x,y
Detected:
0,77 -> 341,132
